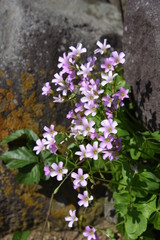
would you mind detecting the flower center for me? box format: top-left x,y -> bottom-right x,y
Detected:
85,196 -> 89,202
108,127 -> 112,133
58,169 -> 63,174
93,150 -> 98,155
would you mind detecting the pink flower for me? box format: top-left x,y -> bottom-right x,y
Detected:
101,71 -> 118,86
86,142 -> 102,160
83,226 -> 96,240
112,51 -> 125,65
78,190 -> 93,207
42,82 -> 51,96
77,62 -> 93,78
75,144 -> 87,161
94,39 -> 111,55
66,110 -> 75,119
98,135 -> 114,150
84,102 -> 98,116
52,72 -> 63,85
45,135 -> 58,153
99,119 -> 118,138
71,168 -> 88,189
103,150 -> 118,161
58,52 -> 71,73
43,124 -> 57,138
65,209 -> 78,228
101,57 -> 114,73
33,139 -> 46,154
76,117 -> 95,137
102,94 -> 113,108
69,43 -> 87,58
81,90 -> 99,104
114,87 -> 129,101
53,94 -> 64,103
44,164 -> 51,176
50,161 -> 68,181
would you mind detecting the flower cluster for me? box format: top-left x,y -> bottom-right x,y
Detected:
35,39 -> 128,239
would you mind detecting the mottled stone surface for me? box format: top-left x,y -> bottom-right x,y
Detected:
123,0 -> 160,131
0,0 -> 123,141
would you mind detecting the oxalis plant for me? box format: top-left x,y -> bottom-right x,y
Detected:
1,39 -> 160,240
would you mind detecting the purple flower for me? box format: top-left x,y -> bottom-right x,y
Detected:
94,39 -> 111,55
52,72 -> 63,86
53,94 -> 64,103
102,94 -> 113,108
90,129 -> 98,140
87,56 -> 97,67
44,164 -> 51,176
99,119 -> 118,138
50,161 -> 68,181
114,138 -> 122,152
71,168 -> 88,189
115,87 -> 129,101
83,226 -> 96,240
69,43 -> 87,58
65,209 -> 78,228
101,57 -> 114,73
101,71 -> 118,86
86,142 -> 102,160
78,190 -> 93,207
74,102 -> 84,113
112,51 -> 125,65
84,102 -> 98,116
75,144 -> 88,161
77,62 -> 93,78
66,110 -> 75,119
58,52 -> 71,73
43,124 -> 57,138
33,139 -> 46,154
103,150 -> 118,161
45,135 -> 58,153
42,82 -> 51,96
105,108 -> 113,119
98,135 -> 114,150
132,166 -> 138,173
81,89 -> 99,104
76,117 -> 95,137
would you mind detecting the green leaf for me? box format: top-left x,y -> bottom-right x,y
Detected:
13,230 -> 30,240
134,195 -> 157,219
150,211 -> 160,230
0,129 -> 38,145
24,129 -> 39,142
1,147 -> 38,168
139,171 -> 160,191
130,148 -> 141,160
125,209 -> 147,239
114,191 -> 130,216
16,164 -> 40,185
151,131 -> 160,141
55,133 -> 66,144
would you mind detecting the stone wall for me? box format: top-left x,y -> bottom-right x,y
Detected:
123,0 -> 160,131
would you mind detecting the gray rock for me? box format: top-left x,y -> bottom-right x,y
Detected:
123,0 -> 160,131
0,0 -> 123,140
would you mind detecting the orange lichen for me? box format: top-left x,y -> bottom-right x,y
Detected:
21,71 -> 34,92
6,79 -> 13,86
0,70 -> 4,78
6,92 -> 14,101
40,69 -> 46,75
